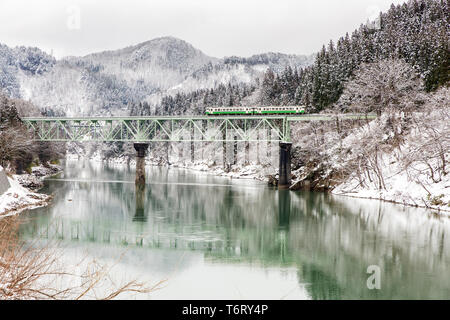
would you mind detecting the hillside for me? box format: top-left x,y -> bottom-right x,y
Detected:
256,0 -> 449,111
0,37 -> 313,116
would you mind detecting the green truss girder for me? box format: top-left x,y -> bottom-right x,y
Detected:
22,114 -> 376,144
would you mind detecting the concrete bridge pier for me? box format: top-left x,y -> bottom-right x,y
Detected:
278,142 -> 292,190
134,143 -> 149,185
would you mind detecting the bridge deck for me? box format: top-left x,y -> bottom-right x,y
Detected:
22,114 -> 376,143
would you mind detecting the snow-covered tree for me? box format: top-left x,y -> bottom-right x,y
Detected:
337,59 -> 424,115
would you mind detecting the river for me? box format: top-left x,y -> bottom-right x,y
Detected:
18,160 -> 450,299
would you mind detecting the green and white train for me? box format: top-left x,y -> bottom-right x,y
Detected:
205,106 -> 306,116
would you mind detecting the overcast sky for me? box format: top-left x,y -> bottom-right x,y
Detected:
0,0 -> 408,59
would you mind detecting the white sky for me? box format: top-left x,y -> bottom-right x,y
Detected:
0,0 -> 408,59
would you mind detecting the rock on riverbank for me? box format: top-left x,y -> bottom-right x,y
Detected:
13,164 -> 62,190
0,164 -> 62,217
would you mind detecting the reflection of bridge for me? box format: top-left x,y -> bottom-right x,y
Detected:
23,114 -> 375,188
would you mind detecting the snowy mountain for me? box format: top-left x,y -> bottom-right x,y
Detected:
83,36 -> 218,93
0,44 -> 55,99
166,52 -> 313,95
0,37 -> 314,116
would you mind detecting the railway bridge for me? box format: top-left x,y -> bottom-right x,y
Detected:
22,114 -> 375,189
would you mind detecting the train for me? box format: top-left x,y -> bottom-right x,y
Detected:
205,106 -> 306,116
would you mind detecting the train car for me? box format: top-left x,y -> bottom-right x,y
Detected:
254,106 -> 305,115
205,106 -> 306,116
205,107 -> 254,115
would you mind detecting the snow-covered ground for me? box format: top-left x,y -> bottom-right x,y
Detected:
0,176 -> 50,217
331,110 -> 449,213
164,160 -> 271,181
0,164 -> 62,217
332,159 -> 450,213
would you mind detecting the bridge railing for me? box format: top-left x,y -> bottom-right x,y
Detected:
22,114 -> 376,143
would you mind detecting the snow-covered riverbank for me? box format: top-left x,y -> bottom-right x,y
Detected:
157,156 -> 449,213
331,160 -> 450,213
68,152 -> 274,181
0,164 -> 62,217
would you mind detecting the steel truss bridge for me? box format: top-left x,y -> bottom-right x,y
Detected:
22,114 -> 375,144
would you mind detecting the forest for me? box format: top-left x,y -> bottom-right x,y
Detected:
0,93 -> 63,174
139,0 -> 448,116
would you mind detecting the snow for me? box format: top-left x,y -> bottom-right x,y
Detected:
165,64 -> 255,96
0,164 -> 62,217
0,176 -> 50,217
329,109 -> 450,213
68,150 -> 272,182
167,160 -> 271,181
332,153 -> 450,213
2,37 -> 313,117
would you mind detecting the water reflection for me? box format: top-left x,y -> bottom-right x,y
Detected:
18,160 -> 450,299
134,184 -> 146,222
278,189 -> 291,229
